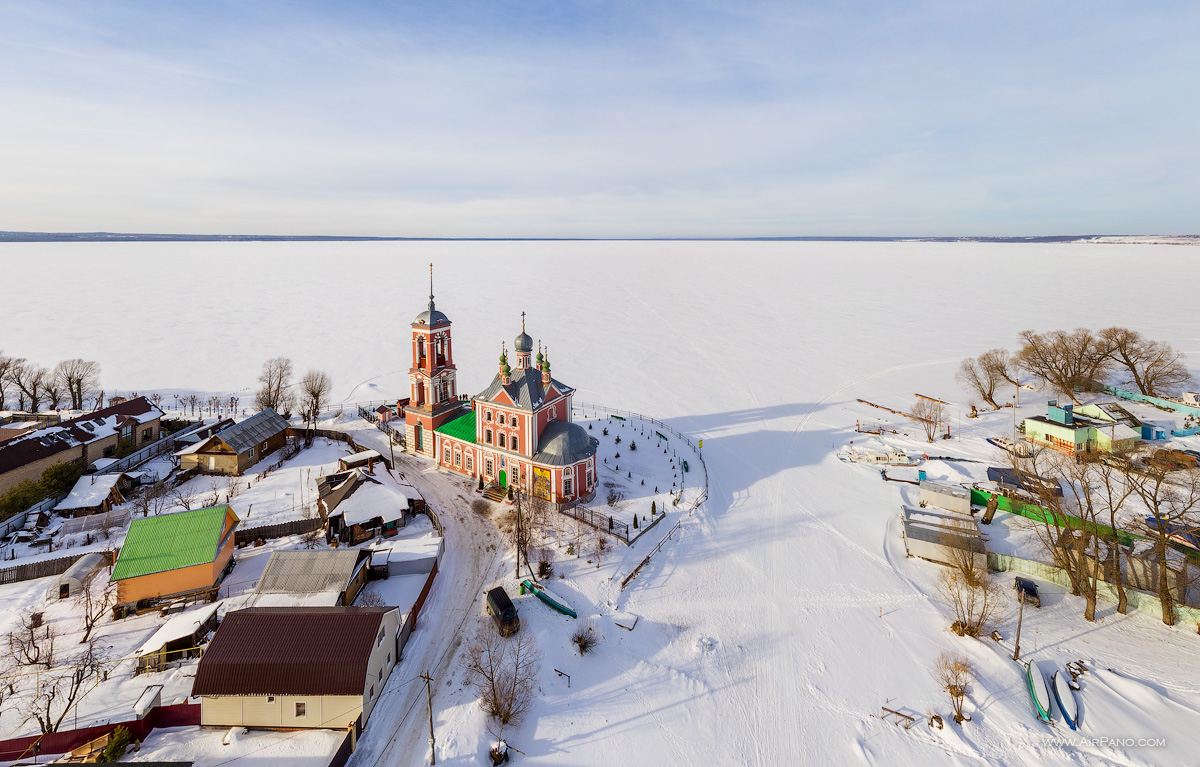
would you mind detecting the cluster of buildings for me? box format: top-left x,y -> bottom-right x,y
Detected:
384,288 -> 599,505
0,396 -> 165,496
1021,400 -> 1148,457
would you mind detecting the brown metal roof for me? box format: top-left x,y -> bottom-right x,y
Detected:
191,607 -> 391,697
0,397 -> 161,475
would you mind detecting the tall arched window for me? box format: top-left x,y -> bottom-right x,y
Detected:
511,435 -> 519,452
499,433 -> 506,448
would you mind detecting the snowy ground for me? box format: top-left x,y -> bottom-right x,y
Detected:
4,241 -> 1200,766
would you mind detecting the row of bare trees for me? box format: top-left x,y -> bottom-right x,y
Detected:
0,353 -> 101,412
1012,446 -> 1200,627
957,327 -> 1191,409
254,357 -> 332,421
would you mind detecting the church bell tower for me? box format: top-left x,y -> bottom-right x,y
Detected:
405,265 -> 460,457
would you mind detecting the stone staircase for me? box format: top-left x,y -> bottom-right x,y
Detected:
482,486 -> 508,503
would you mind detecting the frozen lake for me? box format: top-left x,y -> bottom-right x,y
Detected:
4,240 -> 1200,766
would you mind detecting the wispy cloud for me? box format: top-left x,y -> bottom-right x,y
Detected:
0,1 -> 1196,235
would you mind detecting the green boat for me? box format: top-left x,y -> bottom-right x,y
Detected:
1025,661 -> 1055,725
520,579 -> 578,619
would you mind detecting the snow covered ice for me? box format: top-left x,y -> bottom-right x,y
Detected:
3,239 -> 1200,766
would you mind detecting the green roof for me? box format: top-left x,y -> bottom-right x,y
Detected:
436,410 -> 477,444
111,505 -> 237,581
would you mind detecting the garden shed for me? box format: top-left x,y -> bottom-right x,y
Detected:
901,505 -> 986,570
133,601 -> 220,674
918,481 -> 972,515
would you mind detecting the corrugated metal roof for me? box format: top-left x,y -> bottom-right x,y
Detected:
191,607 -> 392,697
436,410 -> 477,443
254,549 -> 367,595
111,505 -> 237,581
217,409 -> 290,454
474,367 -> 573,411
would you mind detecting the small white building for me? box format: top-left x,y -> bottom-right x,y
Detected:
901,505 -> 986,570
918,481 -> 972,515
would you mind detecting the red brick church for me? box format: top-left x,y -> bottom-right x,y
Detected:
403,285 -> 598,505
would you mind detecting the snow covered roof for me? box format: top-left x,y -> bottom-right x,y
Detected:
250,591 -> 343,608
341,449 -> 383,464
218,409 -> 290,453
57,473 -> 127,510
253,549 -> 368,597
330,477 -> 410,526
134,601 -> 220,657
0,397 -> 162,475
90,457 -> 119,471
387,537 -> 443,564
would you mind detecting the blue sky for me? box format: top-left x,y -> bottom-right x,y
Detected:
0,1 -> 1196,236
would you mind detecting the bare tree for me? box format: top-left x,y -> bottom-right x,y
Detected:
43,374 -> 65,410
299,369 -> 333,422
465,630 -> 542,737
75,578 -> 116,643
932,652 -> 973,724
937,569 -> 1002,637
910,397 -> 946,443
1100,327 -> 1192,397
0,351 -> 18,410
169,486 -> 194,512
53,359 -> 101,411
6,612 -> 56,670
255,357 -> 295,413
1095,459 -> 1136,614
185,393 -> 200,415
132,482 -> 170,518
1010,447 -> 1102,621
956,356 -> 1003,410
981,347 -> 1021,388
1017,329 -> 1111,403
10,361 -> 49,412
21,637 -> 106,734
1124,464 -> 1200,626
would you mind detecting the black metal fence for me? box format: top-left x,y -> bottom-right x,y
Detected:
560,504 -> 631,541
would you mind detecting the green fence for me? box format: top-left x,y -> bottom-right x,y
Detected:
988,552 -> 1200,625
971,489 -> 1139,547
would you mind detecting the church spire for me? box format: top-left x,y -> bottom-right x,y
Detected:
428,262 -> 436,313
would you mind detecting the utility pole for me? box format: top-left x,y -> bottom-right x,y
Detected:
1012,595 -> 1025,661
421,671 -> 435,764
515,490 -> 523,580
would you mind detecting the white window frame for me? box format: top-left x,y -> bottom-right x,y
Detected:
485,458 -> 494,477
295,702 -> 307,718
564,476 -> 573,497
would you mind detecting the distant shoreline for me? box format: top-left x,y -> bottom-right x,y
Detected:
1,232 -> 1196,244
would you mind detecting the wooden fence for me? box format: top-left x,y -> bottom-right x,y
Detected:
0,702 -> 200,762
235,515 -> 325,546
0,551 -> 105,586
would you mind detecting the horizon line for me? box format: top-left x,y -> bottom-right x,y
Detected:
2,231 -> 1197,244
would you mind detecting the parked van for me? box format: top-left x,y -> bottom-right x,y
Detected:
486,586 -> 520,636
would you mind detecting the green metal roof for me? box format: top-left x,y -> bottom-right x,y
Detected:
111,505 -> 237,581
436,410 -> 477,444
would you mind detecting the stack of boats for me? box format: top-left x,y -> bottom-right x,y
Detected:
1025,659 -> 1083,730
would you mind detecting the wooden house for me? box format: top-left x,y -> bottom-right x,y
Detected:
133,601 -> 220,674
318,469 -> 411,545
192,606 -> 400,730
175,409 -> 290,476
110,505 -> 240,605
56,472 -> 133,517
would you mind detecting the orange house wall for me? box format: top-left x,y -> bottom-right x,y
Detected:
117,530 -> 235,603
